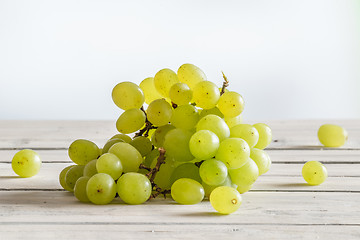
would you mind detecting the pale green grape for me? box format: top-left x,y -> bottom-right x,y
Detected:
217,91 -> 245,118
210,186 -> 242,214
163,128 -> 194,162
96,153 -> 123,180
199,159 -> 228,186
229,159 -> 259,186
130,136 -> 152,157
86,173 -> 117,205
117,172 -> 152,204
102,138 -> 124,154
154,68 -> 179,98
192,81 -> 220,109
170,162 -> 202,185
74,176 -> 90,203
171,178 -> 205,205
112,81 -> 145,110
202,175 -> 232,198
68,139 -> 100,165
151,124 -> 176,148
224,115 -> 243,128
302,161 -> 328,185
199,107 -> 224,119
177,63 -> 207,89
216,138 -> 250,169
65,165 -> 85,192
237,184 -> 253,194
151,156 -> 177,190
144,149 -> 160,168
169,82 -> 193,105
139,77 -> 163,104
253,123 -> 272,149
318,124 -> 348,147
83,159 -> 98,178
110,134 -> 132,143
11,149 -> 41,178
116,108 -> 146,134
147,99 -> 173,126
250,148 -> 271,175
170,104 -> 199,130
59,165 -> 74,191
196,114 -> 230,141
189,130 -> 219,160
108,142 -> 143,173
230,124 -> 259,148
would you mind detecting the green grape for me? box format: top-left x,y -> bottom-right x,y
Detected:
196,114 -> 230,141
199,107 -> 224,119
171,178 -> 205,205
96,153 -> 123,180
169,82 -> 193,106
59,165 -> 74,191
117,172 -> 152,205
302,161 -> 328,185
250,148 -> 271,175
224,115 -> 243,128
229,158 -> 259,186
192,81 -> 220,109
230,124 -> 259,148
177,63 -> 207,89
86,173 -> 117,205
210,186 -> 242,214
130,136 -> 153,157
216,138 -> 250,169
108,142 -> 143,173
112,81 -> 145,110
163,128 -> 194,162
65,165 -> 85,192
83,159 -> 98,178
151,124 -> 176,148
74,176 -> 90,203
170,104 -> 199,130
253,123 -> 272,149
151,156 -> 177,190
189,130 -> 219,160
110,134 -> 132,143
11,149 -> 41,178
116,108 -> 146,134
154,68 -> 179,98
68,139 -> 100,165
202,175 -> 232,198
147,99 -> 173,126
144,149 -> 160,168
170,162 -> 202,185
217,91 -> 245,118
237,183 -> 253,194
199,159 -> 228,186
102,138 -> 124,154
318,124 -> 348,147
139,77 -> 163,104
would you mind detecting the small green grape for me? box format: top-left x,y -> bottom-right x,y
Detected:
199,107 -> 224,119
192,81 -> 220,109
250,148 -> 271,175
112,81 -> 144,110
151,124 -> 176,148
86,173 -> 117,205
224,115 -> 243,128
130,136 -> 153,157
170,162 -> 202,185
169,82 -> 193,106
171,178 -> 205,205
154,68 -> 179,98
74,176 -> 90,203
189,130 -> 220,160
199,159 -> 228,186
196,114 -> 230,141
163,128 -> 194,162
96,153 -> 123,180
318,124 -> 348,147
236,183 -> 253,194
59,165 -> 74,191
170,104 -> 199,130
302,161 -> 328,185
117,172 -> 152,205
147,99 -> 173,126
102,138 -> 124,154
217,91 -> 245,118
139,77 -> 163,104
68,139 -> 100,165
65,165 -> 85,192
110,134 -> 132,143
229,159 -> 259,186
116,108 -> 146,134
253,123 -> 272,149
108,142 -> 143,173
202,175 -> 233,198
210,186 -> 242,214
83,159 -> 98,178
177,63 -> 207,89
11,149 -> 41,178
216,138 -> 250,169
230,124 -> 259,148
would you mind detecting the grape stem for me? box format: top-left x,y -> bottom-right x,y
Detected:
220,71 -> 229,95
134,106 -> 157,138
139,163 -> 152,172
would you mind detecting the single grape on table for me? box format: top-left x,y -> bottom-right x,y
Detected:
12,149 -> 41,178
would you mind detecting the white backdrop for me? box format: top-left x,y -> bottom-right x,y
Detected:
0,0 -> 359,120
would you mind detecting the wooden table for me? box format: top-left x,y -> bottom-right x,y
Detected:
0,120 -> 359,239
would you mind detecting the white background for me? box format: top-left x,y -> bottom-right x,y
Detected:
0,0 -> 359,121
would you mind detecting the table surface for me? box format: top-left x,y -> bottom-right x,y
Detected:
0,119 -> 359,239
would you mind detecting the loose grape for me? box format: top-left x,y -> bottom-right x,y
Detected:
154,68 -> 179,98
302,161 -> 328,185
96,153 -> 123,180
171,178 -> 205,205
117,172 -> 152,205
230,124 -> 259,148
86,173 -> 117,205
74,176 -> 90,203
68,139 -> 100,165
177,63 -> 207,89
116,108 -> 146,134
217,91 -> 244,118
216,138 -> 250,169
169,82 -> 193,106
108,142 -> 143,173
199,159 -> 228,186
318,124 -> 348,147
253,123 -> 272,149
11,149 -> 41,178
229,159 -> 259,186
196,114 -> 230,141
210,186 -> 242,214
139,77 -> 163,104
170,104 -> 199,130
170,163 -> 202,185
250,148 -> 271,175
189,130 -> 219,160
112,81 -> 144,110
65,165 -> 85,192
59,165 -> 74,191
147,99 -> 173,126
192,81 -> 220,109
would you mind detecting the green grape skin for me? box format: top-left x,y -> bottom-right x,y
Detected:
117,172 -> 152,205
110,134 -> 132,143
102,138 -> 124,154
230,124 -> 259,148
177,63 -> 207,89
217,91 -> 245,118
83,159 -> 98,178
189,130 -> 219,160
68,139 -> 100,165
302,161 -> 328,185
216,138 -> 250,169
170,104 -> 199,130
154,68 -> 179,98
130,136 -> 153,157
237,184 -> 253,194
112,81 -> 145,110
171,178 -> 205,205
151,156 -> 177,190
74,176 -> 90,203
65,165 -> 85,192
318,124 -> 348,147
192,81 -> 220,109
96,153 -> 123,180
108,142 -> 143,173
196,114 -> 230,141
199,159 -> 228,186
139,77 -> 163,104
116,108 -> 146,134
169,82 -> 193,106
250,148 -> 271,175
224,115 -> 243,128
59,165 -> 75,191
163,128 -> 194,162
11,149 -> 41,178
202,175 -> 232,198
253,123 -> 272,149
151,124 -> 176,148
147,99 -> 173,126
229,158 -> 259,186
86,173 -> 117,205
210,186 -> 242,214
170,162 -> 202,185
199,107 -> 224,119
